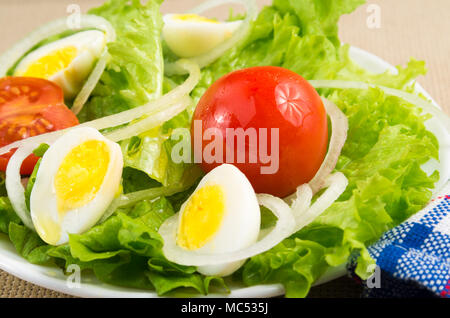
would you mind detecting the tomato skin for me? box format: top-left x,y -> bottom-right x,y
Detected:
192,66 -> 328,197
0,77 -> 79,175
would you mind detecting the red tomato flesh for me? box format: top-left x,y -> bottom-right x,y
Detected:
0,77 -> 79,175
192,66 -> 328,197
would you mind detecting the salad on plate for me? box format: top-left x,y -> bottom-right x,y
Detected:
0,0 -> 449,298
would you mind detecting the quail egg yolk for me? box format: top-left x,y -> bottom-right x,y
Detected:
17,46 -> 78,78
54,140 -> 110,215
177,185 -> 225,250
173,14 -> 219,24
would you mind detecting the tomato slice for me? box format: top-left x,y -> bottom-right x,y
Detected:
192,66 -> 328,197
0,77 -> 79,175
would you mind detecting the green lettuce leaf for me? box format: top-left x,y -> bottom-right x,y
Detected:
120,112 -> 188,187
146,268 -> 227,296
0,197 -> 51,264
0,197 -> 21,234
78,0 -> 164,121
120,110 -> 202,193
0,172 -> 6,197
8,222 -> 53,265
242,238 -> 328,298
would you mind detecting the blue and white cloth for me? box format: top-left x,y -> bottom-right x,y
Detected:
352,182 -> 450,298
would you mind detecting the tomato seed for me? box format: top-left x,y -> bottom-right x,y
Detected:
10,86 -> 20,95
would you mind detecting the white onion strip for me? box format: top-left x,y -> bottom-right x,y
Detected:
308,98 -> 348,194
164,0 -> 258,75
5,146 -> 35,230
291,173 -> 348,235
0,15 -> 115,77
0,60 -> 200,156
105,96 -> 192,142
290,183 -> 313,224
158,194 -> 295,266
309,80 -> 450,133
71,50 -> 109,115
98,184 -> 192,224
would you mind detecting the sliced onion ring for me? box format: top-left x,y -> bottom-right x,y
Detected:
308,98 -> 348,194
5,146 -> 35,230
0,60 -> 200,156
71,50 -> 110,115
158,194 -> 295,266
0,15 -> 115,77
164,0 -> 258,75
309,80 -> 450,133
291,172 -> 348,235
104,96 -> 192,142
289,183 -> 313,224
99,183 -> 194,224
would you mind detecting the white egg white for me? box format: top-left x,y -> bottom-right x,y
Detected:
14,30 -> 106,99
30,127 -> 123,246
163,14 -> 242,58
176,164 -> 261,277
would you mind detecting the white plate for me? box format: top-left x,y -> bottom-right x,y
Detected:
0,46 -> 449,298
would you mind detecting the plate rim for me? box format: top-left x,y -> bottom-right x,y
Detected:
0,45 -> 447,298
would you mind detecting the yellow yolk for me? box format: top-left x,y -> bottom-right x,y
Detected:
54,140 -> 110,216
18,46 -> 78,78
173,14 -> 219,24
177,185 -> 225,250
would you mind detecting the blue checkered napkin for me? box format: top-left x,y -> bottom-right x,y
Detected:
361,182 -> 450,298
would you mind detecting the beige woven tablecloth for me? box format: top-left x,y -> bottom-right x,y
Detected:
0,0 -> 448,298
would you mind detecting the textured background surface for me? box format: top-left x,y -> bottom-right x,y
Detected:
0,0 -> 448,298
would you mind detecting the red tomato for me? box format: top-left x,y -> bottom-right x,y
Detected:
0,77 -> 79,175
192,66 -> 328,197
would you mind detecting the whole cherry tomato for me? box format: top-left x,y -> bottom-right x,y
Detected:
192,66 -> 328,197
